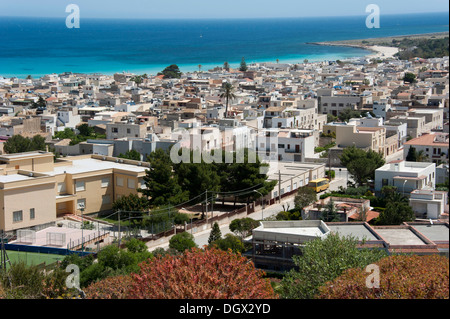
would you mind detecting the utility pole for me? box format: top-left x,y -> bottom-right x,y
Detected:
118,210 -> 121,247
205,190 -> 208,223
278,170 -> 281,203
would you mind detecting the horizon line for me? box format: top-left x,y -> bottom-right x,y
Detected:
0,11 -> 449,21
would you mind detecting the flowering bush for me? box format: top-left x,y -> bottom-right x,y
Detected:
127,247 -> 278,299
317,254 -> 449,299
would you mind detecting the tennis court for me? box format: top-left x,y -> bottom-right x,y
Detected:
5,250 -> 66,269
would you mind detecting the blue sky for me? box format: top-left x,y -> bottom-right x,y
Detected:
0,0 -> 448,19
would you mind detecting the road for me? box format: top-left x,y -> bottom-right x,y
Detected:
148,167 -> 353,251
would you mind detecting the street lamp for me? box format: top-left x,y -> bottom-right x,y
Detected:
253,190 -> 264,220
403,179 -> 407,195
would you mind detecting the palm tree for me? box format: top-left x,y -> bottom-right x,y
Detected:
416,150 -> 429,162
198,64 -> 202,73
219,82 -> 236,118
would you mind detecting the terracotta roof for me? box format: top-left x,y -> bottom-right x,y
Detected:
404,133 -> 449,147
348,210 -> 380,222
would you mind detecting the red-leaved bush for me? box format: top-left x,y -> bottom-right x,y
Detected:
84,275 -> 133,299
317,254 -> 449,299
127,247 -> 278,299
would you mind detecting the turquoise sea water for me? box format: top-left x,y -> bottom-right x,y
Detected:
0,12 -> 448,78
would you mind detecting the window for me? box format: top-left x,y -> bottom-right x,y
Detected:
13,211 -> 23,223
30,208 -> 35,220
76,181 -> 85,192
101,178 -> 110,188
112,127 -> 118,133
127,178 -> 135,189
116,177 -> 124,187
382,178 -> 389,186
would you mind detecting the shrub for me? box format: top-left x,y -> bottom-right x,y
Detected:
85,275 -> 133,299
127,247 -> 278,299
279,233 -> 387,299
169,232 -> 197,252
317,255 -> 449,299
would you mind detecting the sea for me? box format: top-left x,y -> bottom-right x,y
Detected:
0,12 -> 448,78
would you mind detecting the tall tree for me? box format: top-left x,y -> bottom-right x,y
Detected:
157,64 -> 182,79
339,146 -> 385,187
239,57 -> 248,72
139,148 -> 188,207
320,199 -> 340,222
219,82 -> 236,118
208,222 -> 222,245
294,186 -> 317,211
406,146 -> 418,161
173,151 -> 221,203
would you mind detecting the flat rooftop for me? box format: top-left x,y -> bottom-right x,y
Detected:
328,224 -> 379,241
252,220 -> 330,243
44,158 -> 148,176
409,224 -> 449,242
0,174 -> 36,183
374,228 -> 427,246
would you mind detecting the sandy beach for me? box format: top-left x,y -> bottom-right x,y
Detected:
307,31 -> 449,60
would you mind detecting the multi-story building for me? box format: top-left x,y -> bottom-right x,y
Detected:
0,151 -> 149,234
374,160 -> 436,195
404,132 -> 449,164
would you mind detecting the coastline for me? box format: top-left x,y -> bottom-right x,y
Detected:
307,31 -> 449,61
2,32 -> 448,79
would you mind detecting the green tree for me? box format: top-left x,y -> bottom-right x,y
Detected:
208,222 -> 222,244
169,232 -> 197,252
229,217 -> 260,239
223,61 -> 230,71
30,135 -> 46,151
118,149 -> 141,161
279,233 -> 387,299
77,123 -> 94,137
139,148 -> 188,207
210,233 -> 245,253
157,64 -> 182,79
3,134 -> 46,154
376,201 -> 415,225
112,193 -> 149,227
31,96 -> 46,109
339,146 -> 385,186
320,199 -> 340,222
406,146 -> 418,161
403,72 -> 417,84
217,149 -> 277,205
239,57 -> 248,72
173,152 -> 221,202
294,186 -> 317,211
219,82 -> 236,118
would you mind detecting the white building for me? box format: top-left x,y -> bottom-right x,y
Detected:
409,189 -> 448,219
374,160 -> 436,194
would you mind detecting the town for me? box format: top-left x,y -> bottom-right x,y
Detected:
0,42 -> 448,300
